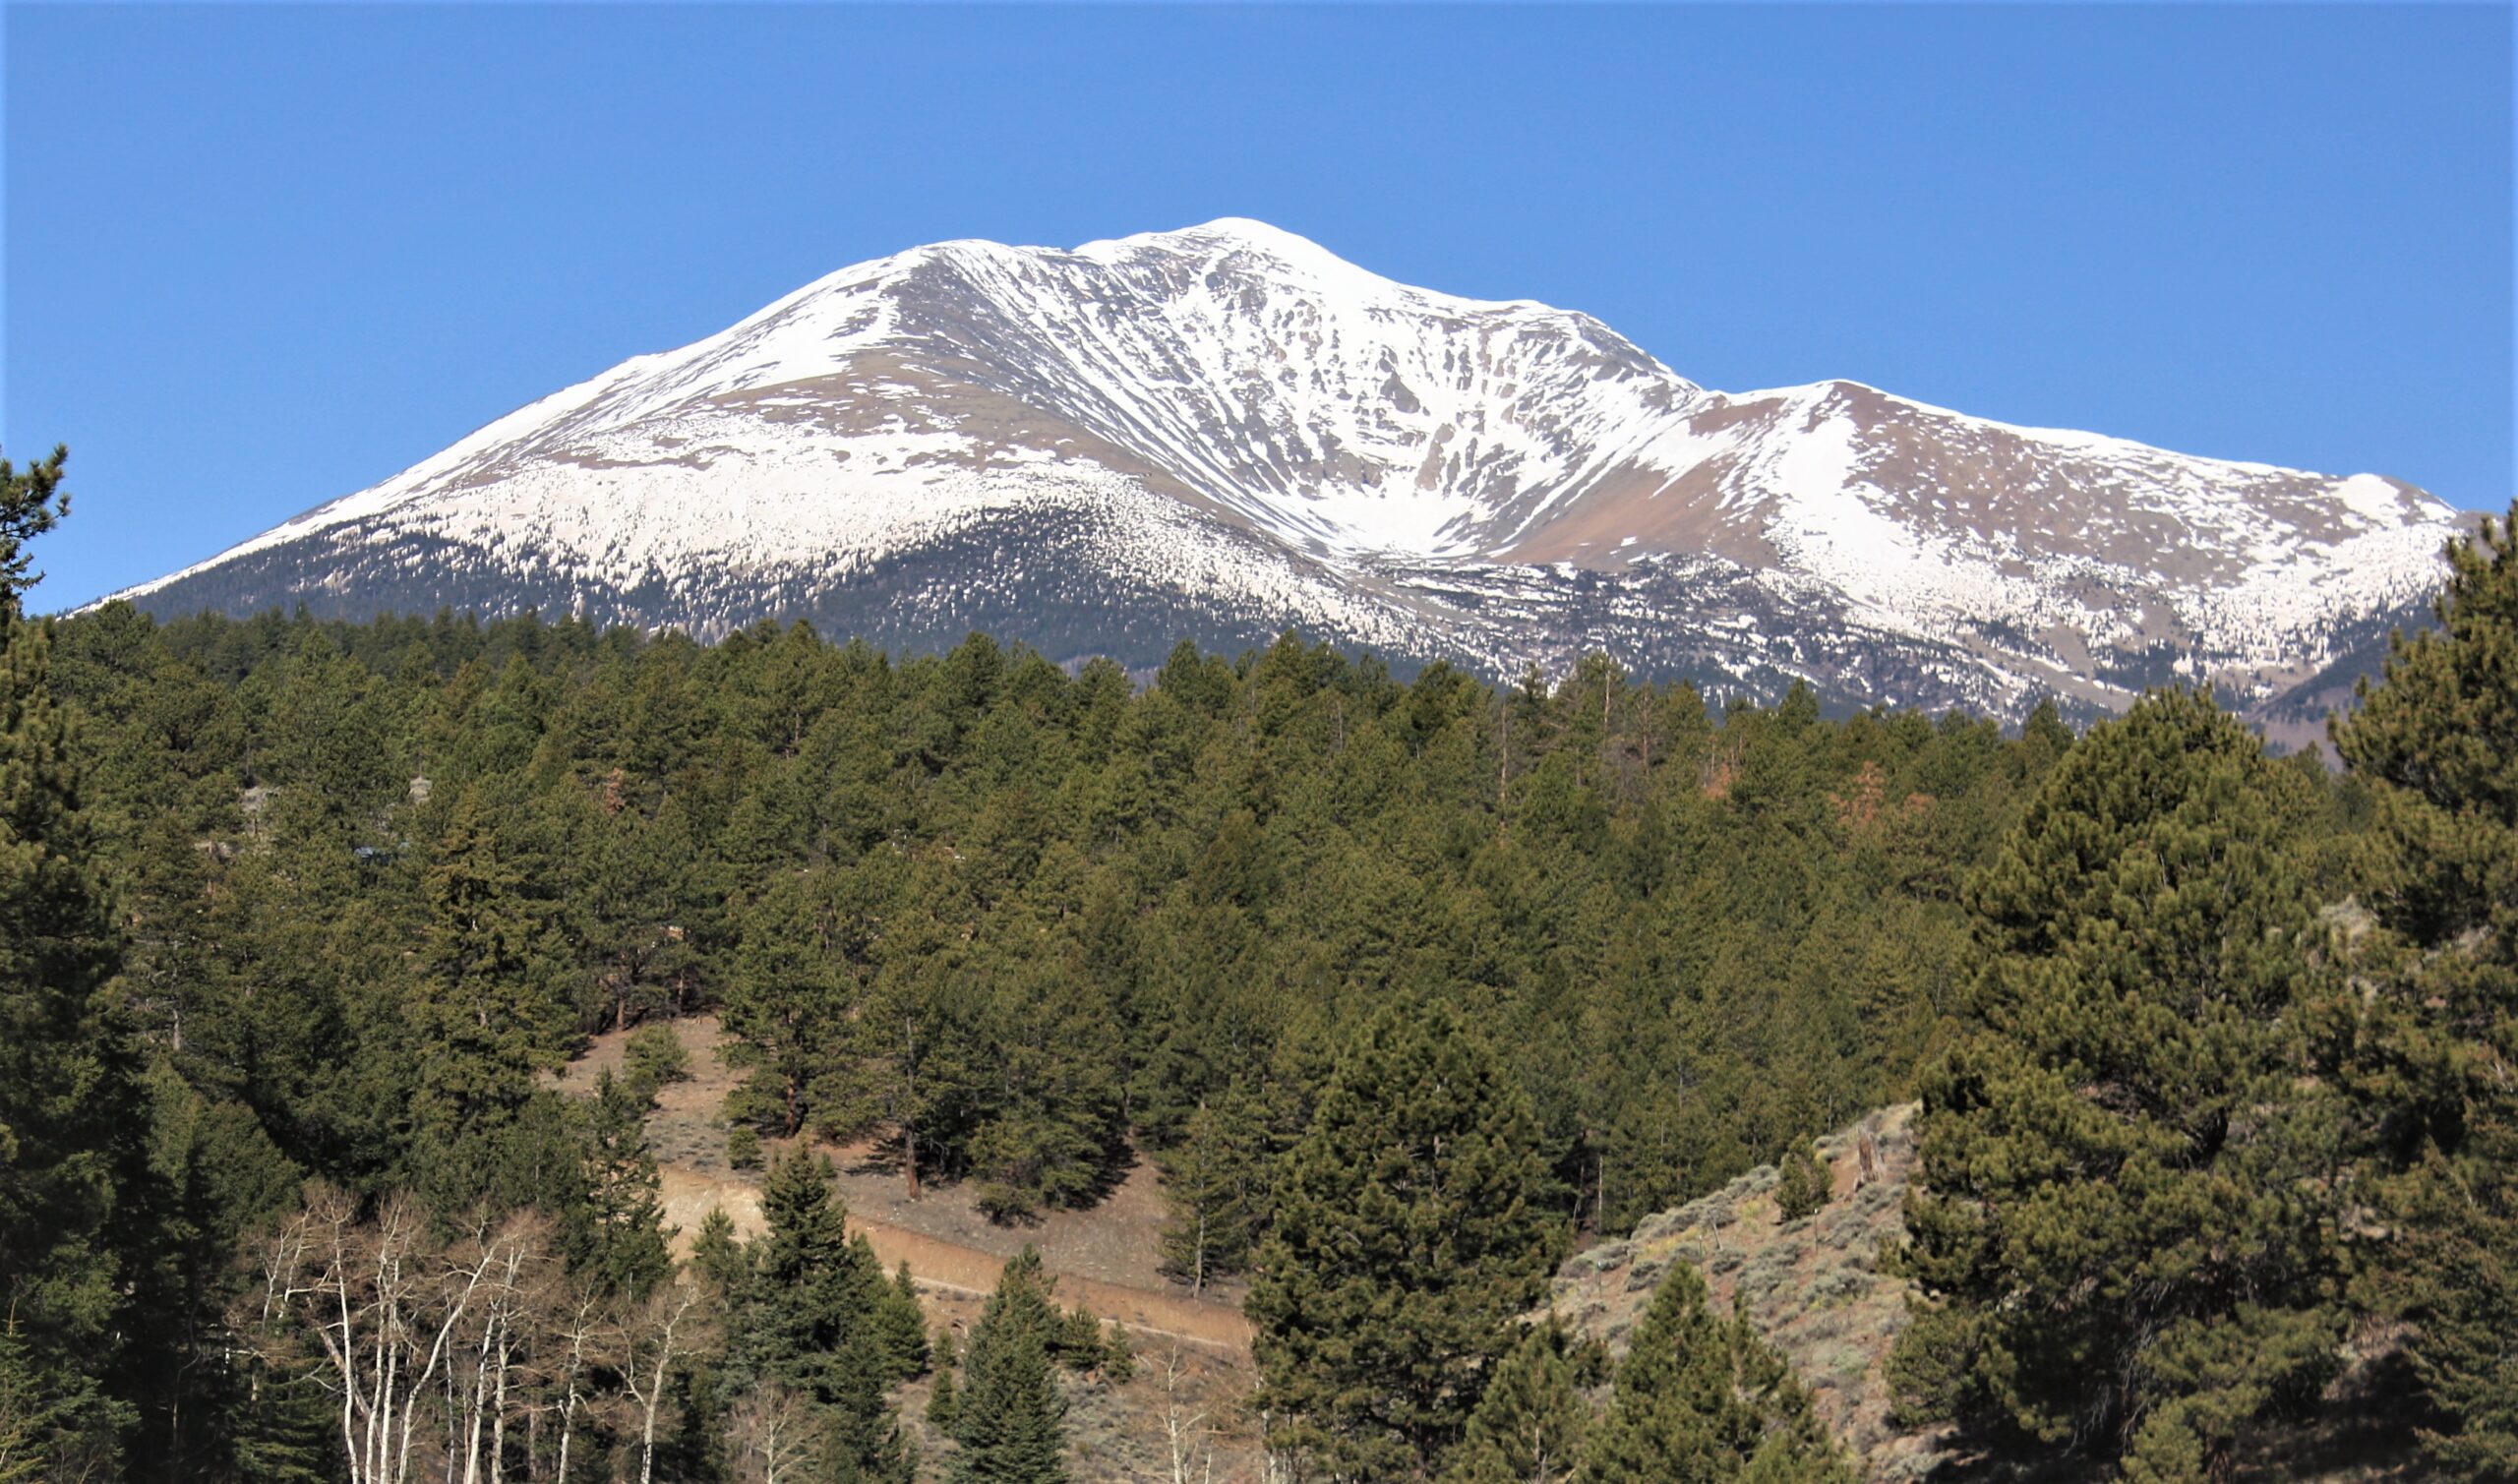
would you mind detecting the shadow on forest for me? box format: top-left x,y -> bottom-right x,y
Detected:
839,1130 -> 1144,1228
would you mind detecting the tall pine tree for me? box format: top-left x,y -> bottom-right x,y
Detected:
1891,688 -> 2347,1479
949,1247 -> 1070,1484
727,1147 -> 913,1482
409,786 -> 561,1143
1156,1083 -> 1268,1296
1579,1264 -> 1846,1484
1248,1000 -> 1562,1477
1440,1321 -> 1592,1484
2331,504 -> 2518,1475
0,445 -> 148,1472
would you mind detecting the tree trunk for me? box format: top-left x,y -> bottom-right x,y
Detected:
903,1014 -> 923,1199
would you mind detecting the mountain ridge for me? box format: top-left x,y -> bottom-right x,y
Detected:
102,218 -> 2465,719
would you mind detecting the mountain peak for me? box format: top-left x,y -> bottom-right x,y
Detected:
101,225 -> 2458,724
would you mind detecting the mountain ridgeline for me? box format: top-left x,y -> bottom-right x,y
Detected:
104,219 -> 2462,722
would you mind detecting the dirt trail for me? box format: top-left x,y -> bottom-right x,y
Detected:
564,1017 -> 1252,1356
657,1164 -> 1250,1352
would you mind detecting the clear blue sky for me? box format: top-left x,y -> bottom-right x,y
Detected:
6,3 -> 2510,610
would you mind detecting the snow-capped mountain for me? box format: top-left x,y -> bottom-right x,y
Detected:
106,218 -> 2464,718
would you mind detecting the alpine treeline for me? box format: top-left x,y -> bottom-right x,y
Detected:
4,441 -> 2514,1482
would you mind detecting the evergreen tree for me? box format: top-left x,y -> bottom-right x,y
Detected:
1772,1144 -> 1829,1224
724,869 -> 853,1138
874,1260 -> 933,1380
1097,1320 -> 1134,1384
949,1247 -> 1070,1484
1157,1084 -> 1269,1295
2330,504 -> 2518,1476
622,1021 -> 691,1106
814,855 -> 969,1200
1440,1322 -> 1591,1484
0,445 -> 147,1470
1579,1264 -> 1847,1484
691,1204 -> 751,1296
964,930 -> 1127,1221
0,446 -> 69,608
0,1315 -> 60,1484
733,1148 -> 910,1480
576,801 -> 699,1032
1248,1001 -> 1563,1476
570,1068 -> 674,1296
927,1358 -> 960,1436
1891,689 -> 2348,1478
409,786 -> 562,1151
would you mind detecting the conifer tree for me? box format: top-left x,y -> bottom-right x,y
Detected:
815,854 -> 968,1199
874,1260 -> 932,1379
733,1148 -> 910,1482
0,446 -> 68,601
0,445 -> 146,1470
1248,1001 -> 1562,1476
1157,1085 -> 1268,1295
1440,1321 -> 1591,1484
410,786 -> 560,1143
1892,689 -> 2347,1477
571,1068 -> 673,1297
1580,1265 -> 1847,1483
691,1205 -> 750,1296
622,1021 -> 691,1107
927,1358 -> 960,1436
2330,504 -> 2518,1475
949,1247 -> 1070,1484
964,932 -> 1127,1220
723,869 -> 851,1138
1097,1320 -> 1133,1384
0,1315 -> 60,1484
1772,1144 -> 1829,1224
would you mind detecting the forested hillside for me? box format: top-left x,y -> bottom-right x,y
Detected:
4,446 -> 2514,1482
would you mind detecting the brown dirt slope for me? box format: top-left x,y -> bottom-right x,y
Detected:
1552,1103 -> 1945,1480
1551,1104 -> 2436,1484
555,1016 -> 1250,1353
559,1016 -> 1268,1481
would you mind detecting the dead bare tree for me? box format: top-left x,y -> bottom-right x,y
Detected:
1153,1343 -> 1218,1484
241,1189 -> 562,1484
726,1382 -> 825,1484
537,1279 -> 610,1484
619,1276 -> 713,1484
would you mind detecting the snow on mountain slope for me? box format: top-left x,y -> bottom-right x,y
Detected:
103,218 -> 2465,718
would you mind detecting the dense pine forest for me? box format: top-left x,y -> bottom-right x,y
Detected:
4,447 -> 2515,1482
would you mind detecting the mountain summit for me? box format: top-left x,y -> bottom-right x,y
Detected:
108,218 -> 2461,717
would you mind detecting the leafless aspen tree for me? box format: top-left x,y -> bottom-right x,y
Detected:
246,1189 -> 481,1484
537,1279 -> 611,1484
240,1189 -> 560,1484
726,1382 -> 826,1484
1154,1344 -> 1218,1484
619,1276 -> 714,1484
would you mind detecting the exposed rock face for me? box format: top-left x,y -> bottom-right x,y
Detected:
105,219 -> 2462,718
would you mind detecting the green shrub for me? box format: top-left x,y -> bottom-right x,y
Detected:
727,1124 -> 763,1170
623,1022 -> 690,1104
1776,1143 -> 1831,1223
